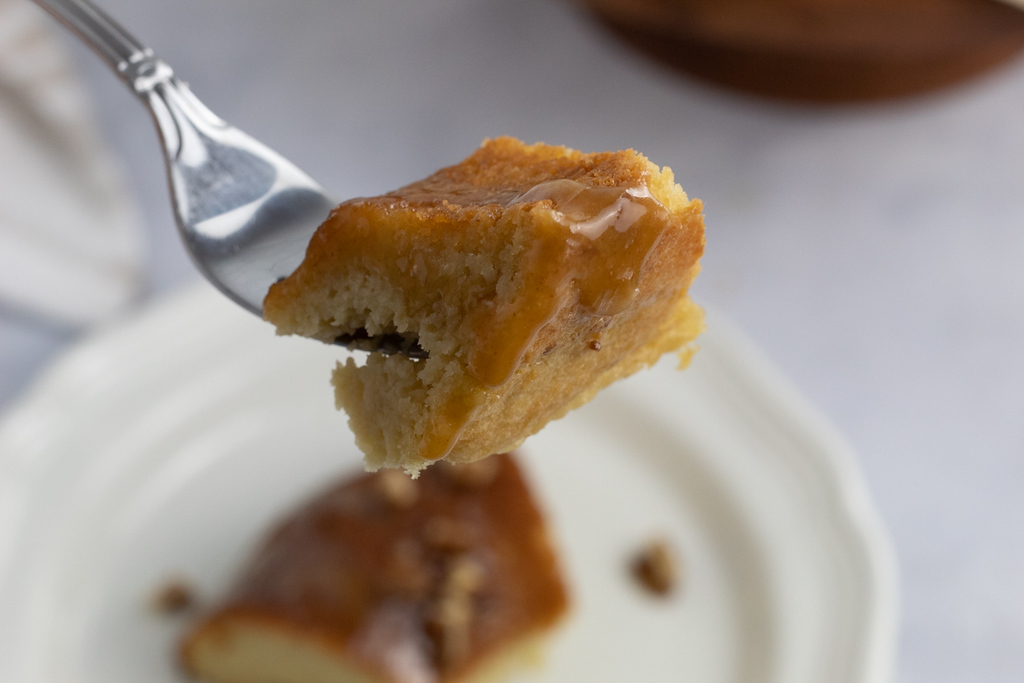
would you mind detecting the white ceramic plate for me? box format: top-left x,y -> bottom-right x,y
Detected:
0,285 -> 897,683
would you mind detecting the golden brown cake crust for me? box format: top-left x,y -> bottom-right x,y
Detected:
382,136 -> 680,208
181,454 -> 568,683
265,138 -> 702,328
264,138 -> 705,471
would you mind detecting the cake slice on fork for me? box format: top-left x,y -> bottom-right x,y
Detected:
264,137 -> 705,473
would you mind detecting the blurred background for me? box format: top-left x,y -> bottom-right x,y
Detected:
2,0 -> 1024,680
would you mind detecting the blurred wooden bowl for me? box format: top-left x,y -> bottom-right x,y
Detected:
582,0 -> 1024,101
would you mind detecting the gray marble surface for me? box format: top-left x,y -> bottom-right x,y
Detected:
3,1 -> 1024,680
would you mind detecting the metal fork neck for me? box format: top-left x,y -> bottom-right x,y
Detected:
120,50 -> 175,95
31,0 -> 173,94
32,0 -> 337,318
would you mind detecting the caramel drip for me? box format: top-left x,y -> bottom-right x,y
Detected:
419,389 -> 483,462
467,179 -> 672,388
468,232 -> 571,388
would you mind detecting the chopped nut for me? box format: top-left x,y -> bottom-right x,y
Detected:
631,538 -> 679,596
444,554 -> 485,595
444,457 -> 501,489
423,516 -> 474,551
426,592 -> 473,667
429,591 -> 473,627
151,578 -> 195,614
424,554 -> 488,668
376,469 -> 419,508
589,339 -> 602,351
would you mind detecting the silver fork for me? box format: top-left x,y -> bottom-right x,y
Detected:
32,0 -> 337,317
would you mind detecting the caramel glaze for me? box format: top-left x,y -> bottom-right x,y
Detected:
401,179 -> 671,462
425,179 -> 676,460
468,180 -> 671,388
187,454 -> 568,683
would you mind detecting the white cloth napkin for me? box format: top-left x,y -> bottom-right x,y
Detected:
0,0 -> 143,327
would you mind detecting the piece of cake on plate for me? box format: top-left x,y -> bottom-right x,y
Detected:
181,454 -> 568,683
264,137 -> 705,473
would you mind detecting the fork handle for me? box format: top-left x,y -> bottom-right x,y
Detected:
32,0 -> 231,228
31,0 -> 173,95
